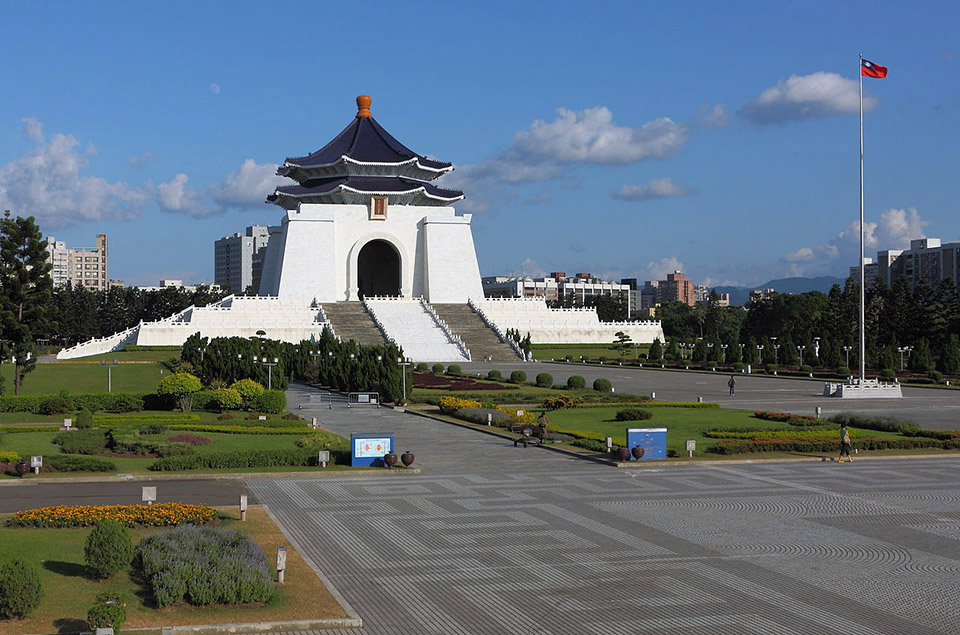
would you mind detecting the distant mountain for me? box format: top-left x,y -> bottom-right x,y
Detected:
712,276 -> 844,306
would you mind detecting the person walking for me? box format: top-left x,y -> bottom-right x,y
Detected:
727,374 -> 736,396
838,424 -> 853,463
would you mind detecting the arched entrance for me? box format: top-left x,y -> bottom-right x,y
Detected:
357,239 -> 401,297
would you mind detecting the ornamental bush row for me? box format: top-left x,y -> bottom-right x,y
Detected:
45,455 -> 117,472
167,424 -> 311,435
0,392 -> 152,414
828,413 -> 921,435
708,436 -> 954,455
135,527 -> 275,608
148,448 -> 317,471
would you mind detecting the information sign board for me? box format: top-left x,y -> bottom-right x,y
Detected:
626,428 -> 667,460
350,433 -> 394,467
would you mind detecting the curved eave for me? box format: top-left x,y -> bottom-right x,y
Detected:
267,184 -> 464,209
278,156 -> 453,184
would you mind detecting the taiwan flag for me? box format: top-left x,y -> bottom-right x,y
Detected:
861,59 -> 888,78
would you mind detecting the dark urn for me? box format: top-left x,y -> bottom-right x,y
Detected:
400,451 -> 415,468
616,447 -> 631,462
383,451 -> 398,468
631,446 -> 645,460
15,461 -> 30,478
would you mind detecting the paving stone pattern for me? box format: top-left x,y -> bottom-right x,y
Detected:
252,384 -> 960,634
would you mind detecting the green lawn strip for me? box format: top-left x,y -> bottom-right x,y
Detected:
0,506 -> 345,634
1,361 -> 168,395
52,349 -> 181,362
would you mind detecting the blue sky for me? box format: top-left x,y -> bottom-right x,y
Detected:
1,0 -> 956,287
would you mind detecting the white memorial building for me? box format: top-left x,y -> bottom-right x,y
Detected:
58,96 -> 664,362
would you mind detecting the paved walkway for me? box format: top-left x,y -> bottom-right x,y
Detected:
251,383 -> 960,634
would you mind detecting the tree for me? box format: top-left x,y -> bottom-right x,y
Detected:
0,212 -> 53,395
612,331 -> 632,360
910,338 -> 935,372
157,372 -> 203,412
939,334 -> 960,375
648,338 -> 663,361
84,519 -> 134,580
0,558 -> 43,619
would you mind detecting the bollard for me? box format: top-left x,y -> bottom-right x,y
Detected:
651,391 -> 656,400
239,495 -> 248,521
815,406 -> 822,418
698,396 -> 703,403
606,437 -> 612,452
311,417 -> 317,429
277,546 -> 287,584
487,413 -> 492,426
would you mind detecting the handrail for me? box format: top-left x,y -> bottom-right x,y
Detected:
418,298 -> 470,361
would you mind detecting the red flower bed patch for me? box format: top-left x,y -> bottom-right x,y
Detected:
412,372 -> 517,391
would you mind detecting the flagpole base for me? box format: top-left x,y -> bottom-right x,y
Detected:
823,378 -> 903,399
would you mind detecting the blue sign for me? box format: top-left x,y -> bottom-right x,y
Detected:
350,433 -> 394,467
626,427 -> 667,460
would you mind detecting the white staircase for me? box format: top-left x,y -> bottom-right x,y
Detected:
363,297 -> 470,362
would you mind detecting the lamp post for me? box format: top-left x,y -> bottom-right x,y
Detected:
254,356 -> 279,390
707,342 -> 714,364
798,345 -> 805,367
397,357 -> 411,402
843,346 -> 852,369
720,343 -> 728,364
738,343 -> 745,361
773,344 -> 781,365
101,358 -> 119,393
813,337 -> 821,359
898,346 -> 912,371
757,344 -> 764,364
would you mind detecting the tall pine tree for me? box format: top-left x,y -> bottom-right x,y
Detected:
0,212 -> 53,395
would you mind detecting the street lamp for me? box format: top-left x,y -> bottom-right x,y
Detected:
798,345 -> 805,367
843,346 -> 852,369
101,358 -> 119,393
898,346 -> 912,371
757,344 -> 764,363
254,356 -> 279,390
773,344 -> 781,365
738,343 -> 745,360
720,343 -> 728,363
813,337 -> 821,358
397,357 -> 411,402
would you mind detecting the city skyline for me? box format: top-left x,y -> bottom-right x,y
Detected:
1,1 -> 957,287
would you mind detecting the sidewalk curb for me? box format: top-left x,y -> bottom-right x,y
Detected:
0,467 -> 420,487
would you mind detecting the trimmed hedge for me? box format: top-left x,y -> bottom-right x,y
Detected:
510,370 -> 527,384
829,413 -> 921,435
53,429 -> 109,455
487,370 -> 502,380
593,378 -> 613,392
167,424 -> 310,435
148,448 -> 317,471
615,408 -> 653,421
454,407 -> 513,427
46,455 -> 117,472
535,373 -> 553,388
94,413 -> 201,424
566,375 -> 586,389
0,393 -> 149,414
710,436 -> 950,455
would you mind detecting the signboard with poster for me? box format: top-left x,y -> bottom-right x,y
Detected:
350,433 -> 394,467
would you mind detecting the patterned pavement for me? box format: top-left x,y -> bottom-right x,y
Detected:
249,384 -> 960,634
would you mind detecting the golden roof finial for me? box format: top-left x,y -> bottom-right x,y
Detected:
356,95 -> 372,118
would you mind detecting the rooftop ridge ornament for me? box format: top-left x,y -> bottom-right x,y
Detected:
357,95 -> 372,118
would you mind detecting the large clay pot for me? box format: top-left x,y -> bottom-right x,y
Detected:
616,447 -> 631,462
15,461 -> 30,478
631,446 -> 645,460
400,451 -> 415,468
383,451 -> 398,468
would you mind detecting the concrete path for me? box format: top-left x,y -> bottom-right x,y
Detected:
252,383 -> 960,634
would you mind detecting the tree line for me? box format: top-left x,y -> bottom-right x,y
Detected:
655,282 -> 960,374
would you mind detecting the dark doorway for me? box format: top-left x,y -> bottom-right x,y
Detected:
357,240 -> 401,297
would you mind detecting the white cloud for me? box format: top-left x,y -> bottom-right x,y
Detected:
779,207 -> 928,276
209,159 -> 285,207
612,177 -> 693,202
209,83 -> 221,95
86,142 -> 97,156
694,103 -> 730,129
512,258 -> 546,278
129,152 -> 157,168
442,106 -> 689,212
0,126 -> 152,228
157,173 -> 212,216
645,256 -> 685,281
21,117 -> 43,141
740,72 -> 877,125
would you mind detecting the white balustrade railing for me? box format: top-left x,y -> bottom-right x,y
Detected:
360,297 -> 400,347
418,298 -> 470,361
468,298 -> 525,360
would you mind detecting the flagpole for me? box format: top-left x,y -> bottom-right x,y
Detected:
859,54 -> 866,385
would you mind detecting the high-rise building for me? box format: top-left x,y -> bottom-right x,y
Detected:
482,272 -> 630,307
44,234 -> 108,290
214,225 -> 274,294
638,271 -> 696,308
859,238 -> 960,290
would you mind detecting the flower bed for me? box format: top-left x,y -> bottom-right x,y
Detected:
413,372 -> 516,391
7,503 -> 218,528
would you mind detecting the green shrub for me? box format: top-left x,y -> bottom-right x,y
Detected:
77,408 -> 95,429
569,437 -> 607,452
453,407 -> 513,427
0,558 -> 43,619
209,388 -> 243,411
217,413 -> 234,420
53,429 -> 109,455
510,370 -> 527,384
37,396 -> 71,415
487,369 -> 502,380
157,372 -> 203,412
168,424 -> 306,435
253,390 -> 287,414
138,424 -> 169,435
799,364 -> 813,373
135,527 -> 275,608
837,366 -> 851,376
615,408 -> 652,421
733,362 -> 745,371
535,373 -> 553,388
566,375 -> 586,389
415,362 -> 429,372
85,519 -> 134,579
829,413 -> 920,435
109,393 -> 144,413
431,363 -> 445,374
764,363 -> 778,374
929,370 -> 944,382
880,368 -> 896,379
46,455 -> 116,472
87,591 -> 127,631
446,364 -> 462,375
593,378 -> 613,392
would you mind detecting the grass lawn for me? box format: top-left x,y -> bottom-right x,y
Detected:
2,361 -> 168,395
531,343 -> 650,362
0,411 -> 346,476
543,406 -> 907,457
0,506 -> 346,635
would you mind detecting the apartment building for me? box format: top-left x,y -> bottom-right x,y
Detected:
44,234 -> 109,291
482,272 -> 630,304
214,225 -> 274,294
